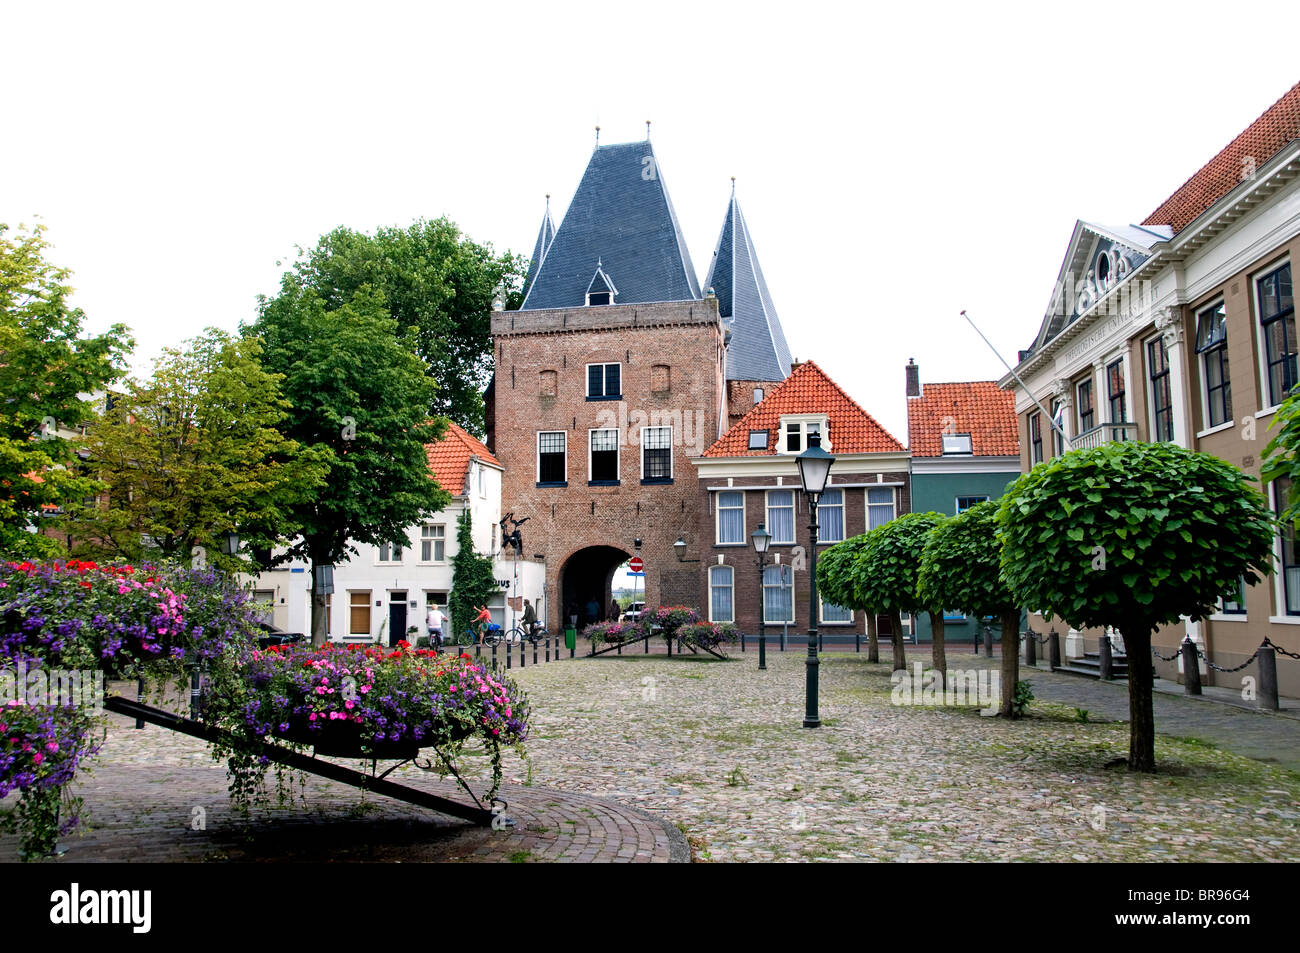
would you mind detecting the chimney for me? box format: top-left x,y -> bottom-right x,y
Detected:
905,358 -> 921,398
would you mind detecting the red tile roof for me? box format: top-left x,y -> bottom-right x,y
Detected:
907,381 -> 1019,458
425,422 -> 500,494
1143,80 -> 1300,234
703,361 -> 904,457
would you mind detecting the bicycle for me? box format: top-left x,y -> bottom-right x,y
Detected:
511,623 -> 549,646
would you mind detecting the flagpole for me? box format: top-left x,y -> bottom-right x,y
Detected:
960,310 -> 1071,449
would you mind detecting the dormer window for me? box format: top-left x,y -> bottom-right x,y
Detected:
748,430 -> 769,450
586,260 -> 618,307
941,433 -> 973,454
779,415 -> 829,454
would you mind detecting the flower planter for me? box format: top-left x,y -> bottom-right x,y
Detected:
276,717 -> 475,761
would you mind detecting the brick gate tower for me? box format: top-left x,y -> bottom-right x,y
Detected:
489,135 -> 790,633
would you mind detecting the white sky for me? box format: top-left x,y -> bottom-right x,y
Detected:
5,1 -> 1300,449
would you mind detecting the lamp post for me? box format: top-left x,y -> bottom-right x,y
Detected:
751,523 -> 771,670
796,433 -> 834,728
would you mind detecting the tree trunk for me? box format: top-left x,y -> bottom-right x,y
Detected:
890,610 -> 906,672
310,555 -> 328,647
999,609 -> 1020,718
929,611 -> 946,686
1123,623 -> 1156,772
866,612 -> 879,663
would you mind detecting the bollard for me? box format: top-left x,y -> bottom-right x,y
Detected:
983,625 -> 993,657
1049,630 -> 1060,671
519,639 -> 525,667
1025,630 -> 1036,668
1181,638 -> 1202,696
644,634 -> 649,654
475,641 -> 482,660
1258,644 -> 1279,712
189,664 -> 202,720
781,626 -> 786,652
533,639 -> 538,666
856,630 -> 860,653
570,641 -> 575,660
617,639 -> 622,655
1099,633 -> 1113,680
973,627 -> 980,654
136,677 -> 145,729
741,632 -> 746,653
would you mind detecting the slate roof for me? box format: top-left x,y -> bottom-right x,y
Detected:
520,141 -> 701,310
1143,79 -> 1300,234
426,422 -> 501,495
703,188 -> 792,383
703,361 -> 904,457
521,198 -> 556,297
906,381 -> 1020,458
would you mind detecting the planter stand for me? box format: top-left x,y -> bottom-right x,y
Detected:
103,695 -> 503,827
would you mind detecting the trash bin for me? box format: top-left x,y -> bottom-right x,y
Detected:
565,626 -> 576,651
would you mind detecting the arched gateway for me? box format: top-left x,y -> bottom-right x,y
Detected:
559,545 -> 631,631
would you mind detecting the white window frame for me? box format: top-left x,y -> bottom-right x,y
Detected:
537,431 -> 567,484
766,489 -> 797,544
715,490 -> 746,545
1271,476 -> 1300,620
588,427 -> 620,484
1145,333 -> 1174,443
585,362 -> 622,399
1195,298 -> 1232,432
376,540 -> 404,565
866,486 -> 895,531
639,426 -> 673,481
763,564 -> 795,623
941,433 -> 973,455
348,590 -> 372,638
419,523 -> 445,564
709,565 -> 734,623
1254,258 -> 1294,414
818,487 -> 845,543
778,414 -> 830,454
819,595 -> 853,625
955,495 -> 988,515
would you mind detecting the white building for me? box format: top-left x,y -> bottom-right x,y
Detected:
246,422 -> 546,644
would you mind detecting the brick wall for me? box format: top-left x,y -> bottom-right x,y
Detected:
492,299 -> 725,631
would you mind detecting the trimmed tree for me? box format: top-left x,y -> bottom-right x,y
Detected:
819,512 -> 949,674
817,534 -> 880,662
448,510 -> 499,644
997,442 -> 1274,771
918,499 -> 1022,716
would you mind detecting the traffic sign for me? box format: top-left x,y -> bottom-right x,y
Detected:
629,556 -> 644,573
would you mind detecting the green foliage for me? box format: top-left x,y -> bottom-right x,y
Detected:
917,500 -> 1016,618
0,223 -> 133,558
449,510 -> 498,643
996,442 -> 1275,630
246,281 -> 450,634
1262,387 -> 1300,523
1075,707 -> 1090,723
819,512 -> 949,615
68,330 -> 328,572
1010,680 -> 1034,719
266,218 -> 526,436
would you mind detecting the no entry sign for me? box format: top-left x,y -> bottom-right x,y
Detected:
629,556 -> 644,573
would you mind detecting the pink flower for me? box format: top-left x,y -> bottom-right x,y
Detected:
344,700 -> 355,710
32,752 -> 43,765
309,713 -> 318,721
45,742 -> 58,752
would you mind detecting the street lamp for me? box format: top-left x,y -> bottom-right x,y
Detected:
219,528 -> 240,557
796,432 -> 834,728
751,522 -> 771,671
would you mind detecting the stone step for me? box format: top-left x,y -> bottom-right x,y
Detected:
1056,663 -> 1129,681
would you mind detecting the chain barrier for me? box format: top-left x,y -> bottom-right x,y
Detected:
1151,638 -> 1264,672
1265,637 -> 1300,660
1152,645 -> 1182,662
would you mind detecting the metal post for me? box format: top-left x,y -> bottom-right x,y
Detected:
855,628 -> 860,653
135,677 -> 145,729
804,499 -> 821,728
1048,629 -> 1060,671
757,554 -> 767,671
1025,629 -> 1036,668
1180,638 -> 1202,696
781,622 -> 787,652
519,639 -> 525,667
644,633 -> 649,654
188,663 -> 201,720
973,626 -> 980,654
1099,632 -> 1113,680
1258,644 -> 1279,712
983,623 -> 993,657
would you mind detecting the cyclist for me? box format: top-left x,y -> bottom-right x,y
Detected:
473,604 -> 496,644
522,598 -> 540,641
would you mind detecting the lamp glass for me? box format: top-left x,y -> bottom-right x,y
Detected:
751,523 -> 771,555
796,436 -> 834,496
673,536 -> 686,561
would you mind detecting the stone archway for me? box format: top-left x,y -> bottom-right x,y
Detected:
559,545 -> 632,631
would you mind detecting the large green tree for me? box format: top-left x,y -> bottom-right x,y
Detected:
269,218 -> 526,435
246,284 -> 450,644
918,500 -> 1022,717
67,329 -> 328,572
0,223 -> 132,558
997,442 -> 1274,771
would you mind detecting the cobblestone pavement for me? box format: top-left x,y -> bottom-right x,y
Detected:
506,651 -> 1300,862
0,706 -> 685,863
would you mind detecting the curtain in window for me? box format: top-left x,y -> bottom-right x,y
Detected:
819,489 -> 844,542
709,566 -> 733,622
867,487 -> 894,530
763,565 -> 792,622
717,491 -> 744,544
768,490 -> 795,542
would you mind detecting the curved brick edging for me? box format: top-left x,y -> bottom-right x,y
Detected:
0,712 -> 687,863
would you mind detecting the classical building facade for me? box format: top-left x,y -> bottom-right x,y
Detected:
489,137 -> 793,633
1002,79 -> 1300,695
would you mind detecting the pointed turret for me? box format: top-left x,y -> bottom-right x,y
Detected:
520,141 -> 701,310
521,195 -> 556,298
703,184 -> 792,382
